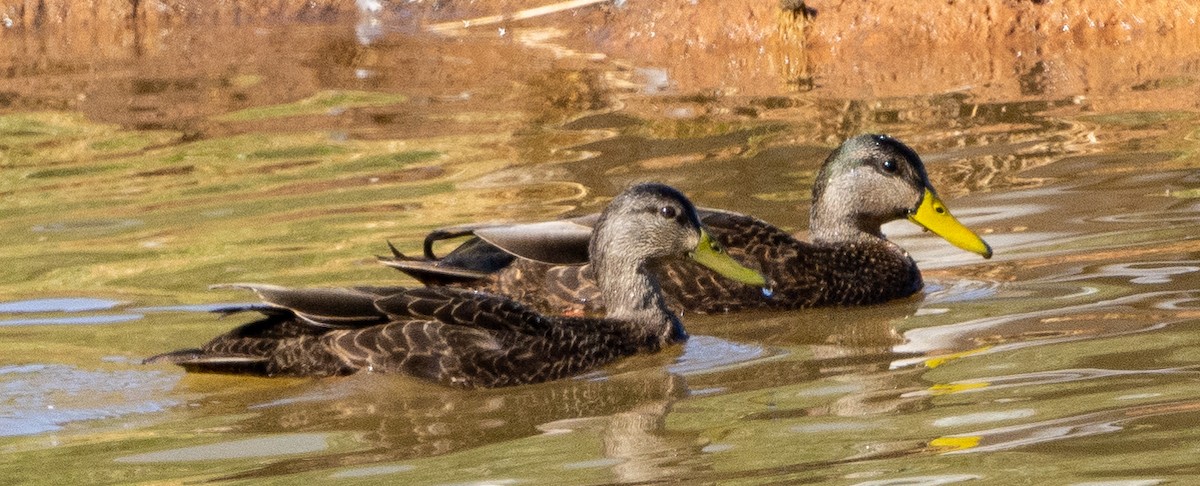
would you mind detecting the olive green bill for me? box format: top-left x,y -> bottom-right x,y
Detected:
690,229 -> 768,286
908,189 -> 994,258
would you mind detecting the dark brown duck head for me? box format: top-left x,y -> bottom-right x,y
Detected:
589,183 -> 766,337
810,134 -> 993,258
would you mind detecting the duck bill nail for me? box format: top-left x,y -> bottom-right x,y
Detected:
908,189 -> 994,259
690,230 -> 768,286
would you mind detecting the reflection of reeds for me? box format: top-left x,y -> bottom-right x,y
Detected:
425,0 -> 610,34
0,110 -> 523,299
6,0 -> 1200,102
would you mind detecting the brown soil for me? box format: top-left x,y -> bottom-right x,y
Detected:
1,0 -> 1198,103
588,0 -> 1200,99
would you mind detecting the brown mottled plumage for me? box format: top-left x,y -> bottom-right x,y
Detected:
383,134 -> 993,314
144,183 -> 764,387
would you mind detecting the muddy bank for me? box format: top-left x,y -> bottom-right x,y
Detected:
1,0 -> 1199,106
589,0 -> 1200,98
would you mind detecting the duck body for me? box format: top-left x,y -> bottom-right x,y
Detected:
661,210 -> 923,311
146,184 -> 765,386
458,210 -> 921,314
384,134 -> 991,314
152,285 -> 671,387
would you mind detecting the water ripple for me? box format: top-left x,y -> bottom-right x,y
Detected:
0,314 -> 143,326
0,297 -> 142,327
1032,260 -> 1200,285
0,298 -> 123,313
894,290 -> 1199,369
1091,209 -> 1200,224
669,335 -> 777,376
30,218 -> 142,233
907,366 -> 1200,398
933,399 -> 1200,455
115,433 -> 330,463
0,364 -> 178,437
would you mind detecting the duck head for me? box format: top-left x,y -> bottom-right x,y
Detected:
810,134 -> 993,258
590,183 -> 767,287
589,183 -> 766,331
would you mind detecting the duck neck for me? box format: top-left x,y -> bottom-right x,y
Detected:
810,209 -> 885,245
809,191 -> 888,246
592,251 -> 686,345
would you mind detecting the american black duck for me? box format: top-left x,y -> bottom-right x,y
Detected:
144,183 -> 766,387
383,134 -> 992,314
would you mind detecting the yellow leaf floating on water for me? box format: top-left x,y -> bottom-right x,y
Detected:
924,345 -> 993,368
929,435 -> 981,451
927,382 -> 990,395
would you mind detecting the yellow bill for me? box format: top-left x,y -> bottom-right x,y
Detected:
690,229 -> 768,286
908,189 -> 993,258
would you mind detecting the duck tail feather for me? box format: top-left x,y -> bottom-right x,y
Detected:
144,349 -> 271,375
210,304 -> 285,318
385,240 -> 408,259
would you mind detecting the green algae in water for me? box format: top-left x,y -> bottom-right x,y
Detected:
0,112 -> 179,168
215,90 -> 409,122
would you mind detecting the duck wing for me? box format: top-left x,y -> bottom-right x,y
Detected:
146,284 -> 568,381
380,208 -> 768,313
378,238 -> 514,286
381,215 -> 598,286
373,286 -> 556,337
471,220 -> 593,265
143,284 -> 399,374
217,283 -> 425,328
140,306 -> 345,375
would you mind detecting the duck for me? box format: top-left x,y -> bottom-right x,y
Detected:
382,134 -> 992,314
143,183 -> 766,387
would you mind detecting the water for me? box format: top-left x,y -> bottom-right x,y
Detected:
2,3 -> 1200,484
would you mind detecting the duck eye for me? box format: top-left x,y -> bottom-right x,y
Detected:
882,159 -> 899,173
658,206 -> 678,220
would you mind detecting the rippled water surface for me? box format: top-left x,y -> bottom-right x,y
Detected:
3,4 -> 1200,484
